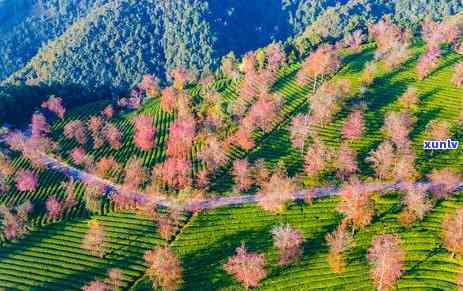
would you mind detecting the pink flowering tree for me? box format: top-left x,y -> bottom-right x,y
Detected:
304,139 -> 335,178
31,112 -> 50,139
398,87 -> 419,110
103,123 -> 122,150
159,158 -> 192,190
82,220 -> 107,257
427,168 -> 461,200
416,47 -> 440,80
161,87 -> 178,112
367,234 -> 405,291
170,67 -> 193,89
197,136 -> 228,171
271,224 -> 304,266
341,110 -> 364,140
382,111 -> 413,151
453,62 -> 463,87
166,118 -> 195,159
15,170 -> 38,192
232,159 -> 254,192
335,143 -> 358,179
337,177 -> 374,232
46,196 -> 62,219
41,96 -> 65,119
224,244 -> 267,289
345,30 -> 365,52
64,120 -> 88,145
82,280 -> 108,291
132,115 -> 156,151
399,184 -> 432,226
297,45 -> 341,91
87,116 -> 104,149
289,113 -> 312,152
257,169 -> 297,213
102,105 -> 114,119
443,208 -> 463,257
144,246 -> 183,291
138,74 -> 161,97
365,141 -> 395,181
123,157 -> 147,192
325,223 -> 354,273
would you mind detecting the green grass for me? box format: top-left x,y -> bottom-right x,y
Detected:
3,41 -> 463,290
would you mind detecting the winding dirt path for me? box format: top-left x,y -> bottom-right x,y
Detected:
37,152 -> 463,212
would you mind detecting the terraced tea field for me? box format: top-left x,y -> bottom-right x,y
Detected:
2,40 -> 463,290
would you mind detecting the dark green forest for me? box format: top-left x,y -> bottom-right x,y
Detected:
1,0 -> 463,125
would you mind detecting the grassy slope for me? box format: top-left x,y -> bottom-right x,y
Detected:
3,41 -> 463,290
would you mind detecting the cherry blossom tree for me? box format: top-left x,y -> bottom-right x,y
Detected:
0,202 -> 32,241
325,223 -> 354,273
425,120 -> 450,141
88,116 -> 104,149
229,127 -> 255,151
138,74 -> 161,97
161,87 -> 178,112
257,168 -> 297,213
41,96 -> 65,119
232,159 -> 254,192
361,62 -> 377,87
70,147 -> 94,170
427,168 -> 461,200
123,157 -> 147,192
345,30 -> 365,52
170,67 -> 193,90
15,170 -> 38,192
197,135 -> 228,171
253,159 -> 270,187
62,179 -> 78,210
103,123 -> 122,150
221,52 -> 239,79
399,184 -> 432,226
246,97 -> 281,132
159,158 -> 192,190
289,113 -> 312,152
443,208 -> 463,258
224,243 -> 266,289
166,118 -> 195,159
102,105 -> 114,119
95,157 -> 120,179
241,52 -> 257,74
6,131 -> 26,152
271,224 -> 304,266
0,152 -> 13,177
31,112 -> 50,139
107,268 -> 123,291
144,246 -> 183,291
82,220 -> 107,257
337,177 -> 374,232
46,196 -> 62,219
366,141 -> 395,181
342,110 -> 365,140
382,111 -> 413,151
304,139 -> 335,177
64,120 -> 87,145
393,153 -> 418,183
152,208 -> 183,241
309,80 -> 351,126
398,87 -> 419,110
132,115 -> 155,151
416,47 -> 440,80
453,62 -> 463,87
82,280 -> 108,291
335,143 -> 358,179
265,43 -> 286,70
297,45 -> 341,91
367,234 -> 405,291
